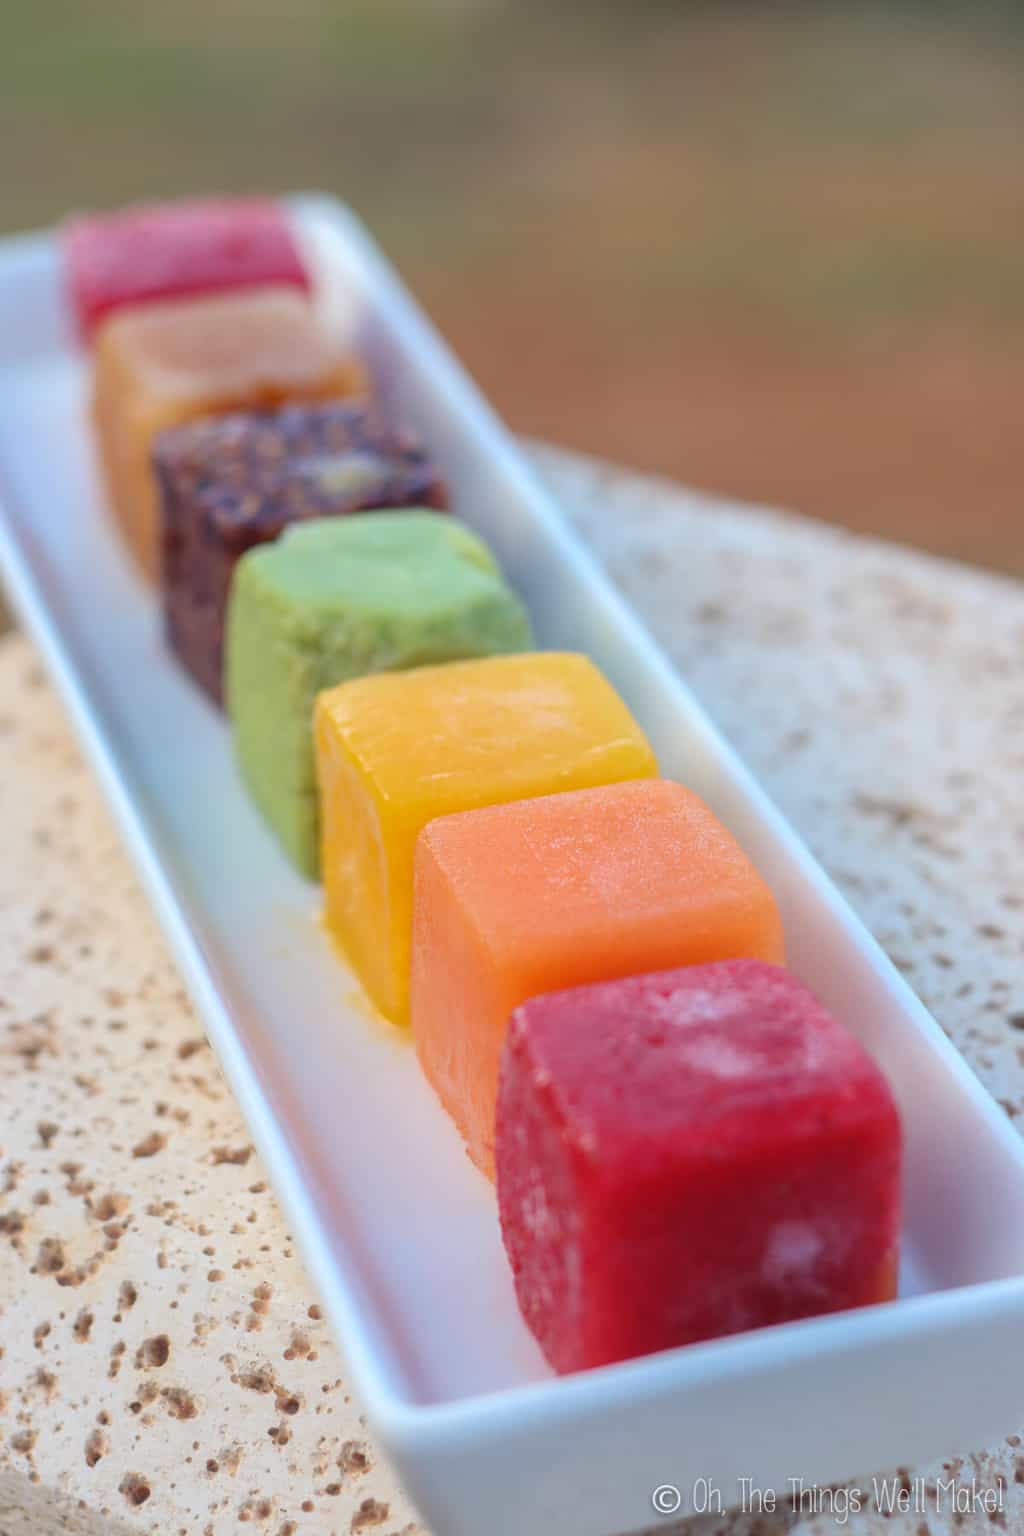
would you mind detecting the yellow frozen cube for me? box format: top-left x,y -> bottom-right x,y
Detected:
92,285 -> 366,580
314,652 -> 658,1025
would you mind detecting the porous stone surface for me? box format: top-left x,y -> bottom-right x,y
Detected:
0,675 -> 420,1532
2,444 -> 1024,1534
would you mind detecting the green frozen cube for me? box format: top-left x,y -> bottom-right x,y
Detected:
226,510 -> 533,876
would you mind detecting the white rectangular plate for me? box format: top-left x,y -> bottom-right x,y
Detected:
1,195 -> 1024,1536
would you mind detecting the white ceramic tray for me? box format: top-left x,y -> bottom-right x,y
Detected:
1,195 -> 1023,1536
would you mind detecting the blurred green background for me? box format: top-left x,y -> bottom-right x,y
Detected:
2,0 -> 1022,572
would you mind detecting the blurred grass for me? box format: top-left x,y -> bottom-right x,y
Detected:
1,0 -> 1023,572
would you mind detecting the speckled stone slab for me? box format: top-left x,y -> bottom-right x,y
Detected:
3,444 -> 1024,1536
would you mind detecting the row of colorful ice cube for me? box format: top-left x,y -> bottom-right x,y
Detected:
65,199 -> 902,1378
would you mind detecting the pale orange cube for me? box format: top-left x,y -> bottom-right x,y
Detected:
412,778 -> 784,1177
92,285 -> 366,579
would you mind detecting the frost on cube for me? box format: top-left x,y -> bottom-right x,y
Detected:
497,958 -> 901,1374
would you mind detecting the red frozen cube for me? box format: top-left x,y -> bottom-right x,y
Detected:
497,959 -> 901,1375
64,198 -> 310,340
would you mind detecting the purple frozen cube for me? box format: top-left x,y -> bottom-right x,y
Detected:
153,401 -> 448,705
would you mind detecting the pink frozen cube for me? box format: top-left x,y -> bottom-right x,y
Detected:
64,197 -> 310,340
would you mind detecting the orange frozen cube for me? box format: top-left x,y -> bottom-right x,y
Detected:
411,777 -> 785,1177
92,285 -> 366,579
